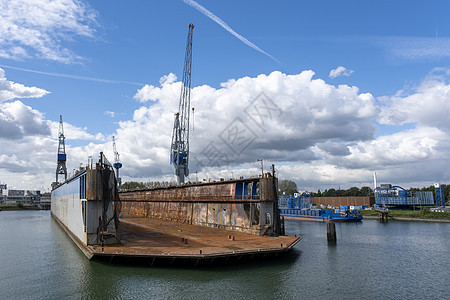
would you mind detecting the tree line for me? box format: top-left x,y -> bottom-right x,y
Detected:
278,179 -> 373,197
122,179 -> 449,201
121,181 -> 177,190
314,186 -> 373,197
278,179 -> 449,199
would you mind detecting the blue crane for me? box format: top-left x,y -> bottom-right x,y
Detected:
55,115 -> 67,185
170,23 -> 194,185
434,183 -> 445,208
112,135 -> 122,188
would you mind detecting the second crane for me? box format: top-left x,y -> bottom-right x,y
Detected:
170,23 -> 194,185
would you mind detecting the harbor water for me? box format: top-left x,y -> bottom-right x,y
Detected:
1,210 -> 449,299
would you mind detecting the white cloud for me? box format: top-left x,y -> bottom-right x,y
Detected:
380,36 -> 450,61
0,68 -> 50,101
0,101 -> 50,139
329,66 -> 354,78
0,103 -> 107,189
159,73 -> 177,85
3,69 -> 450,192
104,110 -> 115,118
133,74 -> 181,104
111,69 -> 450,190
0,0 -> 98,63
115,70 -> 379,179
378,68 -> 450,130
48,120 -> 104,141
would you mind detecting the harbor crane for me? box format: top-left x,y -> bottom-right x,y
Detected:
170,23 -> 194,185
112,136 -> 122,188
55,115 -> 67,185
434,183 -> 445,208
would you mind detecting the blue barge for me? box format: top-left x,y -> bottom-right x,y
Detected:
279,206 -> 363,222
278,194 -> 363,222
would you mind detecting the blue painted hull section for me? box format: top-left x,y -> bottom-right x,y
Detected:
280,208 -> 363,222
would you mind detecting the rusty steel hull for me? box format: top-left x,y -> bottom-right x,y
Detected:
119,177 -> 280,236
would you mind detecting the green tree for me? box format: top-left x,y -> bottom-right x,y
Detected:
359,186 -> 373,196
344,187 -> 360,196
278,180 -> 298,195
323,188 -> 337,197
121,181 -> 145,190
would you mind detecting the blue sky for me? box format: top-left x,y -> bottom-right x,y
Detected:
1,0 -> 450,191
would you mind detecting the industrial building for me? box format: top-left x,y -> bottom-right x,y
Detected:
374,184 -> 434,207
279,193 -> 374,208
314,196 -> 374,207
0,188 -> 41,205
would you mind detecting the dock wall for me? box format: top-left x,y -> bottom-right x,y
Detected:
51,162 -> 119,246
119,177 -> 279,235
51,172 -> 87,244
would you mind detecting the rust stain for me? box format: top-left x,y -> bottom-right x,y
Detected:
118,177 -> 281,236
93,217 -> 300,257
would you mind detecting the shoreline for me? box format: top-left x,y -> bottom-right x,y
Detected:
362,215 -> 450,223
0,205 -> 45,211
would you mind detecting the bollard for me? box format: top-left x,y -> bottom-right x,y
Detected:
379,211 -> 388,223
327,220 -> 337,244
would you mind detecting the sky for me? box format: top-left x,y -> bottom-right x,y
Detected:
1,0 -> 450,192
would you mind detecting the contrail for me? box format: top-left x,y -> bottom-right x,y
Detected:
183,0 -> 280,64
0,64 -> 145,86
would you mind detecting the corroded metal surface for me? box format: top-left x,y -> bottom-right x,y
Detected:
86,168 -> 103,200
119,176 -> 280,236
119,177 -> 276,202
52,154 -> 120,247
121,182 -> 242,203
90,217 -> 300,261
120,201 -> 262,234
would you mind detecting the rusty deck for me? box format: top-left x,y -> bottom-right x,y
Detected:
86,217 -> 301,266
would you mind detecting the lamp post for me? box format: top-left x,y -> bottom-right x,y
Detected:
257,159 -> 263,177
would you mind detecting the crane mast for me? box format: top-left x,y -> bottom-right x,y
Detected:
55,115 -> 67,184
112,136 -> 122,188
170,23 -> 194,185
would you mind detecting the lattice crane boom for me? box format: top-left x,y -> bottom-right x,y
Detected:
55,115 -> 67,184
170,23 -> 194,185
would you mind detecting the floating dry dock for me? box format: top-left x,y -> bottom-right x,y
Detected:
51,153 -> 300,265
61,217 -> 300,265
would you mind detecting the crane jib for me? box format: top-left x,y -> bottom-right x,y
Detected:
170,23 -> 194,185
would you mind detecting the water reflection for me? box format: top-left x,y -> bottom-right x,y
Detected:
1,211 -> 449,299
